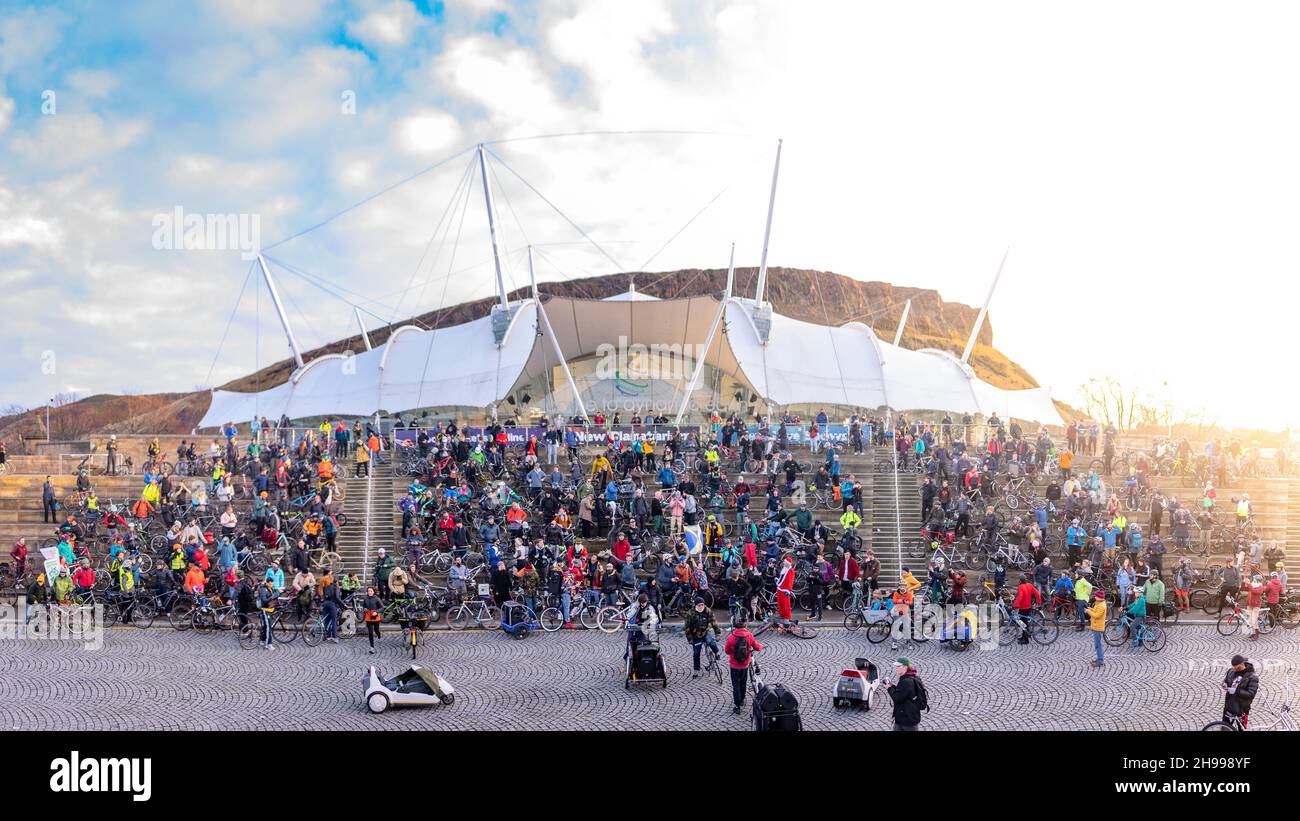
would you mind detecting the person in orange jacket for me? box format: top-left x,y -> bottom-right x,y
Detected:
184,563 -> 207,607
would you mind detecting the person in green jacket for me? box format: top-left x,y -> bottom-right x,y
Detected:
374,547 -> 397,599
26,573 -> 49,623
53,568 -> 74,604
1073,571 -> 1093,631
1143,573 -> 1166,621
794,503 -> 813,538
1127,587 -> 1147,648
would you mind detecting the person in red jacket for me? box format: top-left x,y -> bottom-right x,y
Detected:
775,556 -> 795,626
837,550 -> 859,602
10,538 -> 28,584
723,617 -> 764,714
72,559 -> 96,597
1012,575 -> 1042,644
1242,575 -> 1265,641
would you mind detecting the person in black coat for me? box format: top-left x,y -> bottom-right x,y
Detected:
1222,656 -> 1259,722
886,659 -> 926,731
291,540 -> 311,575
490,561 -> 512,607
236,575 -> 257,630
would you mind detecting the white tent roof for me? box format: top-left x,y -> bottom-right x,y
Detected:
199,293 -> 1062,427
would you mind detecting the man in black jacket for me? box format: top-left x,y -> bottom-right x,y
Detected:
886,657 -> 926,731
1221,655 -> 1259,724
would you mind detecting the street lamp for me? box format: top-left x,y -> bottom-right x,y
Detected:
47,398 -> 52,442
1163,381 -> 1172,440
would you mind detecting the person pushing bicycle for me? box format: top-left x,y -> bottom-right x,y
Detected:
684,596 -> 721,678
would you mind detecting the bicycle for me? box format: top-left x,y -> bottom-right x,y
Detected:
1215,596 -> 1275,637
996,602 -> 1060,646
699,640 -> 724,685
445,592 -> 502,631
1202,706 -> 1295,731
540,594 -> 620,632
1103,612 -> 1166,651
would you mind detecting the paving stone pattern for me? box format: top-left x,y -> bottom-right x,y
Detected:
1,626 -> 1295,731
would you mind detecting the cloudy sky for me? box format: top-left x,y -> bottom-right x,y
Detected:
1,0 -> 1296,430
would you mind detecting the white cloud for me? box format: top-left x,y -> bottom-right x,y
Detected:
66,69 -> 119,99
347,0 -> 420,48
0,90 -> 12,135
10,113 -> 147,169
395,110 -> 460,157
0,6 -> 67,73
435,36 -> 564,129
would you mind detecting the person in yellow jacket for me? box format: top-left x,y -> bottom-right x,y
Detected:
900,567 -> 922,596
1084,590 -> 1107,667
839,508 -> 862,531
355,444 -> 370,477
141,480 -> 161,506
589,453 -> 611,481
1073,571 -> 1094,630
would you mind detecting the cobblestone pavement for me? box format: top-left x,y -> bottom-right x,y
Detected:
1,624 -> 1296,731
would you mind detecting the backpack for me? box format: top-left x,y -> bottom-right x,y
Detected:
913,677 -> 930,712
732,632 -> 750,664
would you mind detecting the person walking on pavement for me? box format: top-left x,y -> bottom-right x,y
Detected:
362,586 -> 383,654
684,596 -> 722,678
885,657 -> 927,731
723,616 -> 763,715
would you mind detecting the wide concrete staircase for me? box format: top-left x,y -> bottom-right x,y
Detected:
333,460 -> 395,583
867,445 -> 925,586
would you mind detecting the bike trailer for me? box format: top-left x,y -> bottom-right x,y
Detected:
753,683 -> 802,730
500,601 -> 539,639
626,640 -> 668,688
833,658 -> 878,709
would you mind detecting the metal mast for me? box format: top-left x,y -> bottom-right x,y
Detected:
256,255 -> 304,369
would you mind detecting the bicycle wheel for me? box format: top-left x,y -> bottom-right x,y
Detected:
238,622 -> 260,649
1141,623 -> 1166,652
447,606 -> 470,631
1030,618 -> 1060,645
1200,720 -> 1237,731
480,606 -> 502,630
168,600 -> 194,630
1258,611 -> 1276,635
302,619 -> 324,646
274,615 -> 299,643
596,606 -> 622,633
843,610 -> 864,631
865,618 -> 891,644
130,598 -> 156,628
334,513 -> 349,527
1188,589 -> 1210,611
192,608 -> 216,634
1103,622 -> 1128,646
997,619 -> 1020,647
540,607 -> 564,631
1215,612 -> 1242,636
432,552 -> 453,573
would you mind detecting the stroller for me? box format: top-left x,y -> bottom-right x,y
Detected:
500,600 -> 541,639
750,660 -> 801,730
832,658 -> 880,709
624,625 -> 667,688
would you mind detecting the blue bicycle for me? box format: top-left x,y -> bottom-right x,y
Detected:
1103,612 -> 1166,651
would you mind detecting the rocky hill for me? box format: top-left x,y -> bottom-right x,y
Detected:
0,267 -> 1044,442
220,266 -> 1038,393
